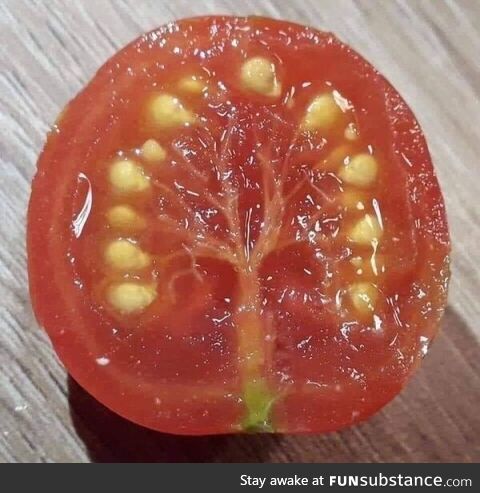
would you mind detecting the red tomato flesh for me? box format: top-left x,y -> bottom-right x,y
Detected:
28,16 -> 450,434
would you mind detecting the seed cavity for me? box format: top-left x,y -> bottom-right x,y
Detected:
301,93 -> 343,132
339,153 -> 378,187
148,93 -> 196,128
104,239 -> 150,271
348,214 -> 383,245
95,64 -> 388,328
109,159 -> 150,193
141,139 -> 167,163
107,282 -> 157,314
240,57 -> 281,97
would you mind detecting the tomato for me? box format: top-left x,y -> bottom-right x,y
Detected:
28,16 -> 450,435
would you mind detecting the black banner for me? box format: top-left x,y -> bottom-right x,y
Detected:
1,464 -> 476,491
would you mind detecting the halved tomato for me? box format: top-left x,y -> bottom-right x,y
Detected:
28,16 -> 450,435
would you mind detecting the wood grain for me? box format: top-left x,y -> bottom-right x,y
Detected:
1,0 -> 479,463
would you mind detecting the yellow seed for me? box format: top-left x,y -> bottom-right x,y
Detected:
349,282 -> 378,314
344,123 -> 359,141
350,256 -> 364,269
148,93 -> 195,128
339,153 -> 378,187
240,57 -> 281,97
104,239 -> 150,271
285,93 -> 295,109
340,189 -> 367,211
178,75 -> 206,94
107,205 -> 144,230
301,93 -> 343,132
109,159 -> 150,193
107,282 -> 157,314
348,214 -> 383,245
141,139 -> 167,163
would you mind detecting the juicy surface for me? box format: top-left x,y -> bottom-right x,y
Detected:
28,16 -> 450,434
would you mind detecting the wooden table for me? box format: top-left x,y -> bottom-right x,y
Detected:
1,0 -> 479,463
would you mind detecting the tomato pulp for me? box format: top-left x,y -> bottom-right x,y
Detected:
28,16 -> 450,434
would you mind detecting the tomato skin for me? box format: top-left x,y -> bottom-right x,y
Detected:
28,16 -> 450,435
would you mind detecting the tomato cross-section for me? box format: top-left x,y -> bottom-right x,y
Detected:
28,16 -> 450,435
